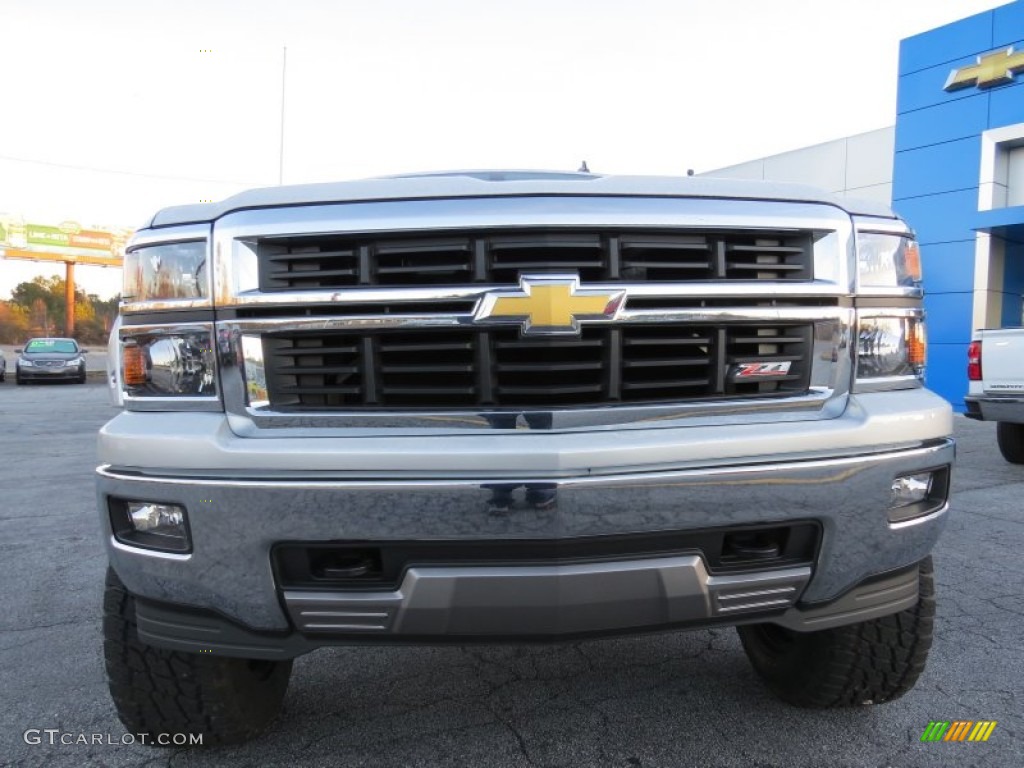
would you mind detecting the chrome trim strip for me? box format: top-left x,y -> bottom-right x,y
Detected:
853,377 -> 923,393
220,312 -> 852,434
852,215 -> 912,237
225,280 -> 850,309
888,501 -> 949,531
127,223 -> 212,249
857,286 -> 924,299
111,536 -> 191,562
212,196 -> 857,303
221,306 -> 848,334
95,440 -> 953,486
856,307 -> 924,320
122,299 -> 213,313
120,322 -> 217,337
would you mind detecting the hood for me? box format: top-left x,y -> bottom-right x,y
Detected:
142,170 -> 899,229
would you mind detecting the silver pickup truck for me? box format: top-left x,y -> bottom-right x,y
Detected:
965,327 -> 1024,463
97,171 -> 953,745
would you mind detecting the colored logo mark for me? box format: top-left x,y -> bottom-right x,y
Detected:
945,47 -> 1024,90
473,275 -> 625,336
920,721 -> 997,742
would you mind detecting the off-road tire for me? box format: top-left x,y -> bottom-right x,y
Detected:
996,422 -> 1024,464
103,568 -> 292,746
737,556 -> 935,707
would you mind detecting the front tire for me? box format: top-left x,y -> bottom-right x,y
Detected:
996,422 -> 1024,464
103,568 -> 292,746
738,556 -> 935,707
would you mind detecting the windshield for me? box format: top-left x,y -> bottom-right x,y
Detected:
25,340 -> 79,354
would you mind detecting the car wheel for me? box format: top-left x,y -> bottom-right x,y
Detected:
77,373 -> 87,384
996,422 -> 1024,464
16,373 -> 25,385
737,556 -> 934,707
103,568 -> 292,746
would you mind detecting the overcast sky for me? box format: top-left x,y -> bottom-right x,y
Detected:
0,0 -> 1010,300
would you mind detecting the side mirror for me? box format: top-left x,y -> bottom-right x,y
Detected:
14,349 -> 22,353
82,349 -> 90,354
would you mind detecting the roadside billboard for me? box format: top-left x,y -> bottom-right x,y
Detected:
0,215 -> 130,265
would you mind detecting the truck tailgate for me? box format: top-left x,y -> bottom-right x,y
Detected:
983,328 -> 1024,393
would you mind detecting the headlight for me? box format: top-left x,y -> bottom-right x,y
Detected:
18,359 -> 33,367
856,314 -> 926,387
123,240 -> 208,302
120,327 -> 217,401
856,233 -> 921,293
66,357 -> 83,367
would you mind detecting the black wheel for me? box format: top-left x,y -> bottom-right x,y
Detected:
16,374 -> 25,385
996,422 -> 1024,464
738,556 -> 935,707
103,568 -> 292,746
77,373 -> 87,384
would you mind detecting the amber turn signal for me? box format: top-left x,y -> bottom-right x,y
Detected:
122,343 -> 148,386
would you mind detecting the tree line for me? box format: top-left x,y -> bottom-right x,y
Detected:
0,276 -> 119,344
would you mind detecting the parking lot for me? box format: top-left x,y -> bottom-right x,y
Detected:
0,381 -> 1021,767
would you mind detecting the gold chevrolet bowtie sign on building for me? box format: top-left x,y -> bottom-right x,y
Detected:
474,275 -> 626,335
945,46 -> 1024,90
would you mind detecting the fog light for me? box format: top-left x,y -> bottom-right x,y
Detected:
129,502 -> 185,532
887,468 -> 949,525
111,500 -> 190,553
890,473 -> 932,508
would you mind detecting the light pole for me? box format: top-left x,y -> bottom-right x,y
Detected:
279,46 -> 287,185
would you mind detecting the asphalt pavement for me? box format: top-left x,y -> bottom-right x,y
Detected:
0,382 -> 1021,767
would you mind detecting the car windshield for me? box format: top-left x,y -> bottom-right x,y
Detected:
25,340 -> 78,354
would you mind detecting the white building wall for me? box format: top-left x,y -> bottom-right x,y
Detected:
703,127 -> 895,206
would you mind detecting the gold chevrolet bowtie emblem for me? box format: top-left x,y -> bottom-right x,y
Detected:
945,47 -> 1024,91
474,275 -> 625,336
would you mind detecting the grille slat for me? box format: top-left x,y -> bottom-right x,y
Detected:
380,364 -> 474,374
621,378 -> 711,391
497,383 -> 605,395
262,323 -> 812,410
622,358 -> 710,368
258,229 -> 815,290
495,361 -> 605,372
376,264 -> 472,275
269,268 -> 359,279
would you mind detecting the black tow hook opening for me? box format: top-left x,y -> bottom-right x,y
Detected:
722,530 -> 785,562
310,548 -> 382,580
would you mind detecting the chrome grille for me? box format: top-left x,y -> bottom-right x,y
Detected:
263,324 -> 813,410
258,230 -> 814,291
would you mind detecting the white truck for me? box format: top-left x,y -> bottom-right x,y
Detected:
98,171 -> 954,745
965,328 -> 1024,463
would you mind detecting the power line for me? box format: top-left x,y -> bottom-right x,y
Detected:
0,152 -> 264,187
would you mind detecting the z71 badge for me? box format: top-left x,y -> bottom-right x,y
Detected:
733,361 -> 792,378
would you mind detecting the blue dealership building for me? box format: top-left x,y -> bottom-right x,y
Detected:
711,0 -> 1024,411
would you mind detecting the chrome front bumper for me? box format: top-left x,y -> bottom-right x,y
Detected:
97,438 -> 954,640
